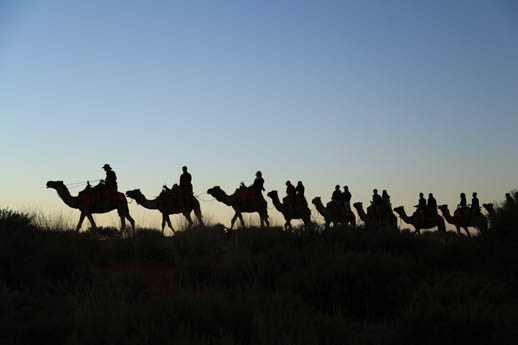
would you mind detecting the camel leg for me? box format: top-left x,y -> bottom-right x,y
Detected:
161,214 -> 167,235
86,214 -> 97,230
194,203 -> 204,226
238,213 -> 245,228
120,215 -> 126,237
126,214 -> 135,237
284,220 -> 291,230
76,213 -> 86,232
463,227 -> 470,237
183,211 -> 194,228
260,211 -> 269,228
455,226 -> 461,235
231,213 -> 239,229
165,215 -> 175,236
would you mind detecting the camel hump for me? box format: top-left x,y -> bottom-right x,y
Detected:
160,189 -> 194,208
237,187 -> 260,203
79,188 -> 125,207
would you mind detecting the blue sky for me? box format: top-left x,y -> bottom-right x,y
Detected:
1,0 -> 517,230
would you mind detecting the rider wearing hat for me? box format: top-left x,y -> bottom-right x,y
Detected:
102,164 -> 117,192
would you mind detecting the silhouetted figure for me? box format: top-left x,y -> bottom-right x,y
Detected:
296,181 -> 307,207
342,185 -> 352,209
381,190 -> 391,209
102,164 -> 117,192
506,193 -> 515,206
252,171 -> 265,195
471,192 -> 481,215
372,189 -> 382,206
179,166 -> 192,195
332,185 -> 342,202
286,180 -> 296,207
427,193 -> 437,215
415,193 -> 426,210
458,193 -> 467,209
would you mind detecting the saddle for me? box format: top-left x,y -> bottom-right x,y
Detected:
367,205 -> 389,221
237,187 -> 258,203
415,209 -> 440,223
79,186 -> 124,207
160,189 -> 193,208
454,207 -> 471,223
330,201 -> 348,217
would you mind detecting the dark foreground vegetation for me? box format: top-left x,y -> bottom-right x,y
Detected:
1,196 -> 518,345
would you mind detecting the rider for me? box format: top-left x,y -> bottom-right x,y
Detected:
427,193 -> 437,215
251,170 -> 265,198
506,193 -> 515,206
286,180 -> 296,207
332,185 -> 343,202
296,181 -> 307,207
458,193 -> 467,209
102,164 -> 117,192
372,189 -> 382,206
179,166 -> 193,195
415,193 -> 426,217
471,192 -> 481,215
342,185 -> 352,210
381,190 -> 390,208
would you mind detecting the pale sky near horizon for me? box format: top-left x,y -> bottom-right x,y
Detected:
1,0 -> 517,231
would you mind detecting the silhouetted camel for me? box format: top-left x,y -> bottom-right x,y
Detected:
126,189 -> 203,235
267,190 -> 311,230
438,204 -> 487,236
46,181 -> 135,236
353,202 -> 397,228
483,203 -> 495,216
393,206 -> 445,234
207,186 -> 269,229
312,197 -> 356,229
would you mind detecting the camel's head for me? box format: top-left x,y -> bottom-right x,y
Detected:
312,197 -> 321,205
352,202 -> 362,209
125,189 -> 143,200
393,206 -> 404,215
438,204 -> 449,212
483,203 -> 494,213
266,190 -> 278,199
46,181 -> 64,189
207,186 -> 222,197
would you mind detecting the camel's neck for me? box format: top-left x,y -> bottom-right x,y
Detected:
215,190 -> 234,206
440,208 -> 454,223
136,194 -> 159,210
355,206 -> 367,222
397,210 -> 413,224
314,202 -> 327,217
54,186 -> 78,209
270,195 -> 285,213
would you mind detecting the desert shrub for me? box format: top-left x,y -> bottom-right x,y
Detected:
398,271 -> 518,345
0,208 -> 35,233
485,191 -> 518,239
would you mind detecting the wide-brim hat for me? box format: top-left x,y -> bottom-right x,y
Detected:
102,164 -> 111,169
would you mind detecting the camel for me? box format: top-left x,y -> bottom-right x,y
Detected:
125,189 -> 203,235
46,181 -> 135,236
312,197 -> 356,229
267,191 -> 312,230
352,202 -> 397,228
393,206 -> 446,234
438,204 -> 487,236
483,203 -> 495,216
207,186 -> 269,229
